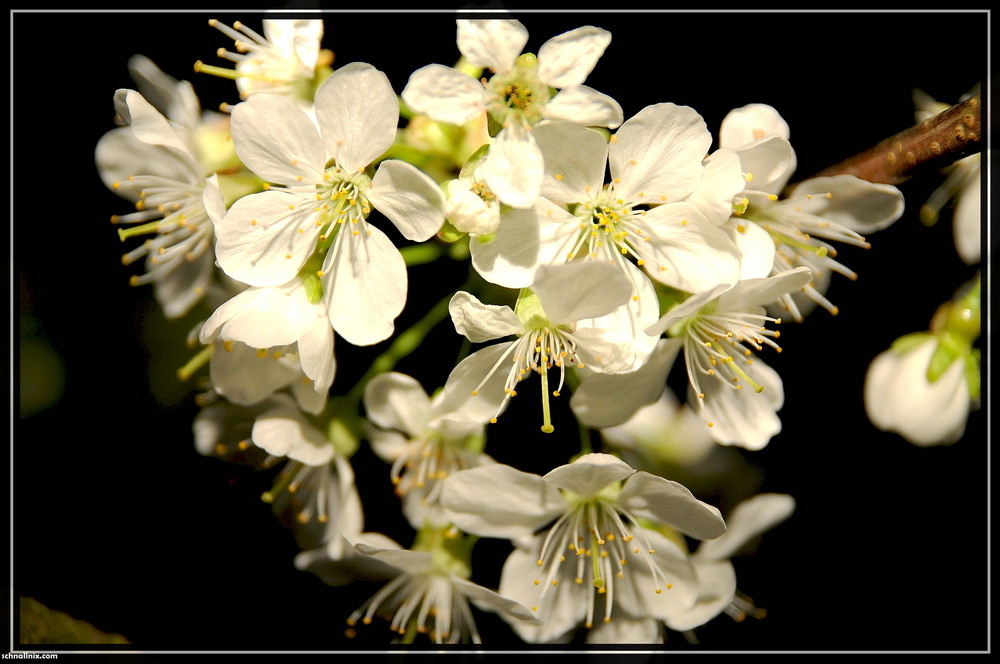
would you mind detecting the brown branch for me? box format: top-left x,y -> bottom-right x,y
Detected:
806,93 -> 981,186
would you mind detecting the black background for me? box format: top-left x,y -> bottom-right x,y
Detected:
12,7 -> 991,655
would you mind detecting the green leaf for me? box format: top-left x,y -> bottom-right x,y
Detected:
19,596 -> 130,645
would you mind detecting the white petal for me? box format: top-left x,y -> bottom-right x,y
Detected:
541,452 -> 634,498
368,160 -> 445,241
618,472 -> 727,540
230,93 -> 325,185
449,291 -> 523,343
297,316 -> 336,393
718,267 -> 813,311
200,281 -> 319,349
153,247 -> 214,320
401,65 -> 487,125
292,379 -> 328,416
498,542 -> 585,643
586,617 -> 663,644
366,428 -> 409,465
734,136 -> 797,195
542,85 -> 623,128
610,103 -> 712,201
570,338 -> 681,428
863,340 -> 969,446
639,203 -> 742,293
294,533 -> 401,586
209,341 -> 298,406
719,103 -> 790,148
789,175 -> 905,234
684,148 -> 746,225
663,559 -> 736,632
730,220 -> 777,280
95,127 -> 196,197
353,544 -> 432,575
440,464 -> 566,539
532,261 -> 631,324
252,394 -> 334,465
696,493 -> 796,561
325,223 -> 406,346
213,190 -> 319,287
452,577 -> 538,624
953,171 -> 982,264
537,26 -> 611,87
532,121 -> 609,203
126,55 -> 196,129
113,89 -> 192,158
363,371 -> 431,436
263,19 -> 323,70
456,19 -> 528,72
315,62 -> 398,173
469,199 -> 576,289
574,263 -> 661,372
436,344 -> 517,423
613,529 -> 700,621
645,283 -> 728,338
695,358 -> 784,450
482,124 -> 543,208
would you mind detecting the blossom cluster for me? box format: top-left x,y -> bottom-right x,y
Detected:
95,15 -> 979,646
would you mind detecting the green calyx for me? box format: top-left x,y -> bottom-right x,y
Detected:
317,396 -> 363,458
297,252 -> 326,304
514,288 -> 550,331
413,526 -> 477,579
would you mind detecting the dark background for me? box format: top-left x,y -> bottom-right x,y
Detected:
13,7 -> 990,654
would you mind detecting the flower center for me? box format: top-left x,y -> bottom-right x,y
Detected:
198,19 -> 329,102
112,175 -> 213,288
484,59 -> 550,128
740,190 -> 868,321
260,459 -> 332,526
570,185 -> 657,276
471,326 -> 585,434
390,434 -> 484,507
315,166 -> 373,250
532,496 -> 674,628
675,305 -> 783,400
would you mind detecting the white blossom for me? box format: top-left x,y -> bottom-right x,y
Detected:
440,453 -> 725,642
402,19 -> 622,207
212,62 -> 445,346
363,372 -> 492,528
470,109 -> 742,295
439,261 -> 658,433
864,334 -> 972,446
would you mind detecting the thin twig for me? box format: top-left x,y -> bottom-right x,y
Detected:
805,93 -> 981,186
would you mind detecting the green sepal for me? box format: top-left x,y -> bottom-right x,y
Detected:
438,219 -> 466,243
321,396 -> 364,458
216,172 -> 268,208
459,143 -> 491,179
413,526 -> 478,579
475,232 -> 496,245
965,351 -> 981,400
926,331 -> 967,383
890,331 -> 934,355
297,253 -> 326,304
653,282 -> 692,321
487,113 -> 504,138
514,288 -> 548,330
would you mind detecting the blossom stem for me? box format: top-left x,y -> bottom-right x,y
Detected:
804,94 -> 981,186
400,242 -> 447,267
